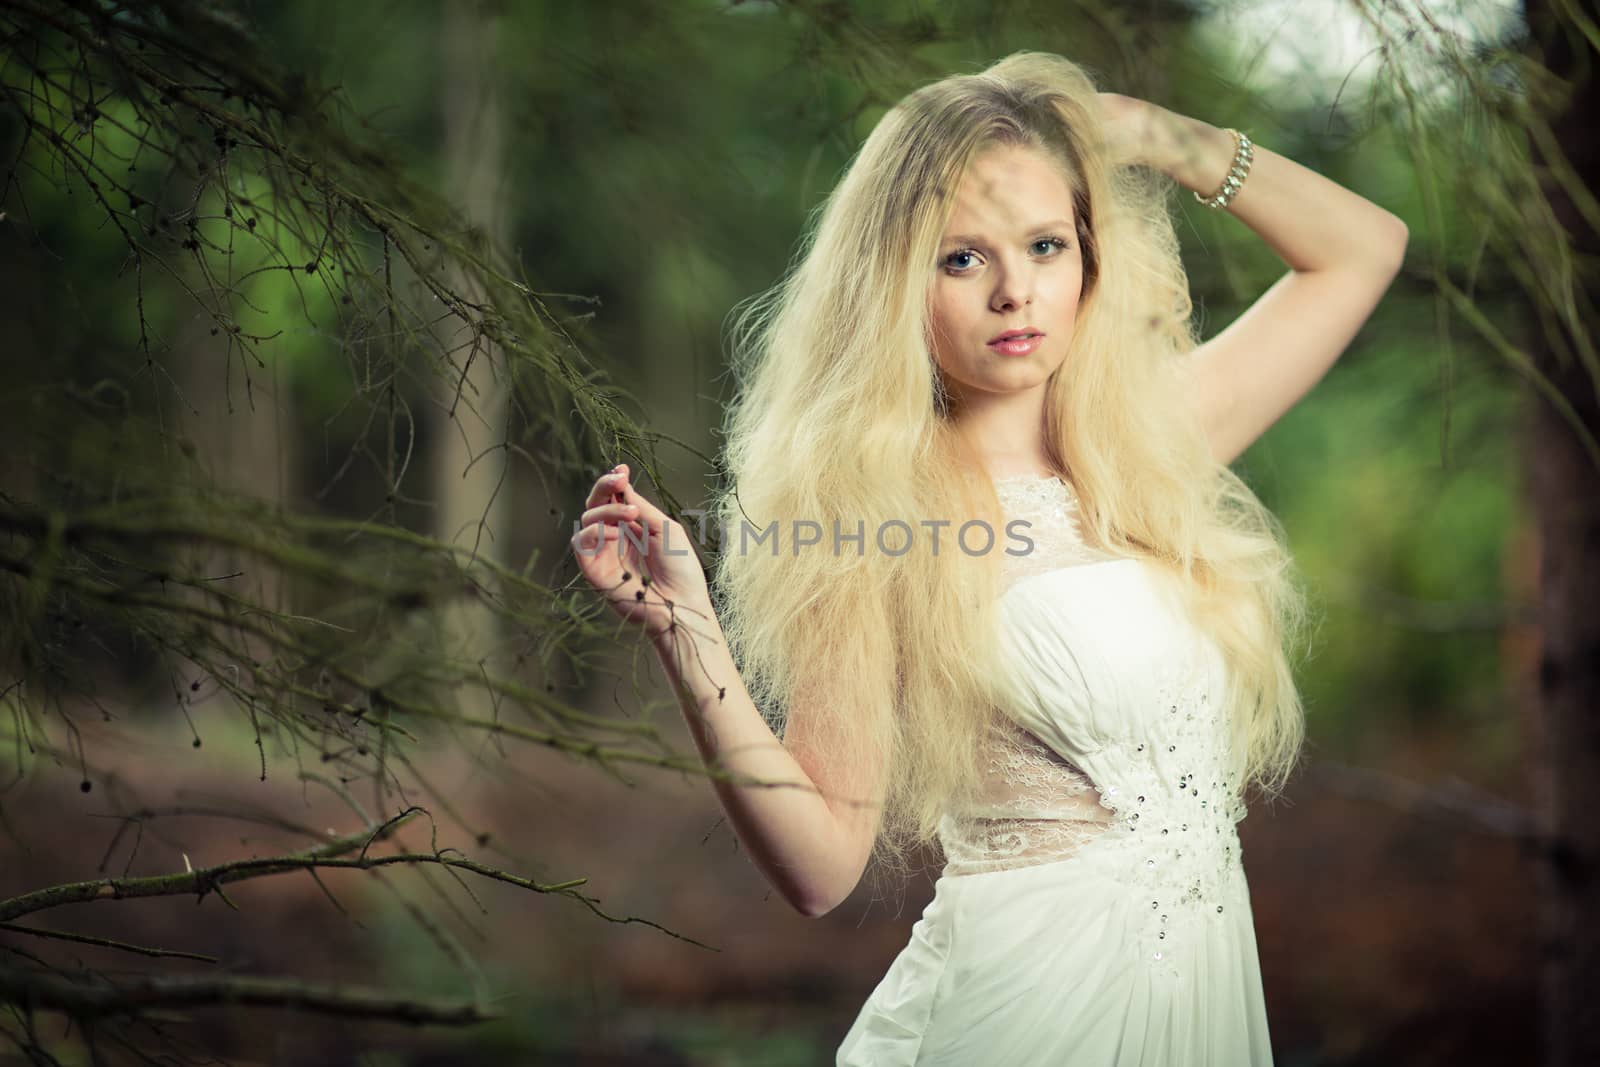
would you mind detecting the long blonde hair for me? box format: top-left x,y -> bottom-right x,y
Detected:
711,51 -> 1308,883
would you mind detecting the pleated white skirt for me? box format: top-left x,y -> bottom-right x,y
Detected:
836,854 -> 1273,1065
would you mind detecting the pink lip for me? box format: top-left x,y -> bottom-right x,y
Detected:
987,329 -> 1045,356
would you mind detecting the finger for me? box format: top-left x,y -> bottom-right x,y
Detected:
572,508 -> 647,550
570,519 -> 617,558
580,501 -> 639,527
611,473 -> 671,532
585,466 -> 629,509
573,515 -> 649,561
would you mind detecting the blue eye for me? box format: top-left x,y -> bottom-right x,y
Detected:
940,237 -> 1070,274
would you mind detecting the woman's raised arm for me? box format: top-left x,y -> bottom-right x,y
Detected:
1098,92 -> 1410,467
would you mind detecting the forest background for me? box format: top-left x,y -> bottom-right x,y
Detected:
2,0 -> 1595,1064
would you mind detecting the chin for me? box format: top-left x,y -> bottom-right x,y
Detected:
978,369 -> 1051,394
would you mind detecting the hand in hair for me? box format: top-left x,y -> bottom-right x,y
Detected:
1094,91 -> 1159,170
570,464 -> 714,638
1096,91 -> 1232,192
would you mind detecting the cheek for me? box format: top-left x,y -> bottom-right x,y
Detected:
1041,262 -> 1083,310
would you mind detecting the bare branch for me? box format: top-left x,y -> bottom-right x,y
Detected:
0,968 -> 494,1024
0,923 -> 218,964
1307,759 -> 1540,841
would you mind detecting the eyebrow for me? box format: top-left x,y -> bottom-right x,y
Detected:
939,219 -> 1075,248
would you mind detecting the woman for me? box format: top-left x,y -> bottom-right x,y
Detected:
571,52 -> 1406,1066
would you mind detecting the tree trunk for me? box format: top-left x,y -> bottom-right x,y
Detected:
1523,1 -> 1600,1062
431,0 -> 511,706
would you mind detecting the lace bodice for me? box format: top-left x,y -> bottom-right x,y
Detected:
992,473 -> 1121,593
938,475 -> 1250,972
939,715 -> 1115,877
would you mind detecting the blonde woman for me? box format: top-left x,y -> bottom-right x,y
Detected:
571,52 -> 1405,1066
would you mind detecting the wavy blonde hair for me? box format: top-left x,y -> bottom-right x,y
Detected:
711,52 -> 1309,885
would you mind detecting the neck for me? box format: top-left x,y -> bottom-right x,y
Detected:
948,382 -> 1055,480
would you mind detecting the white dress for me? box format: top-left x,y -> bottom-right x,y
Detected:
836,473 -> 1274,1066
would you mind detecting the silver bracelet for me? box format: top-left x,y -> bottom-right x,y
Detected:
1194,128 -> 1253,211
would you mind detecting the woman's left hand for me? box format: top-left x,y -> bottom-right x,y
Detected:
1094,92 -> 1158,170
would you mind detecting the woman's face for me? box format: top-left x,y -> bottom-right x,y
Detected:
927,142 -> 1086,406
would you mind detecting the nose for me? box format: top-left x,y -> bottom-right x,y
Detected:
989,261 -> 1033,313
